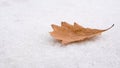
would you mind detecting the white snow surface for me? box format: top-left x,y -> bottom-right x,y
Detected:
0,0 -> 120,68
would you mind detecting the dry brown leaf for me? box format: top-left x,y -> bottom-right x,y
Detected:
50,22 -> 114,44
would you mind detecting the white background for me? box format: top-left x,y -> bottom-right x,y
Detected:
0,0 -> 120,68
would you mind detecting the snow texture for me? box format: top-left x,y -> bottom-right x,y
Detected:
0,0 -> 120,68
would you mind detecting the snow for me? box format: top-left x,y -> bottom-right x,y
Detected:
0,0 -> 120,68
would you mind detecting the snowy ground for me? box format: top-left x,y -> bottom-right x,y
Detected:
0,0 -> 120,68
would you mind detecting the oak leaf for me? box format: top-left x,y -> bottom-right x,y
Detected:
50,22 -> 114,44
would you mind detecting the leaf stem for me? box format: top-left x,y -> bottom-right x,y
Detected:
105,24 -> 114,31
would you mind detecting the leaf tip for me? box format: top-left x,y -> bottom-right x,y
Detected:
74,22 -> 77,25
51,24 -> 60,31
